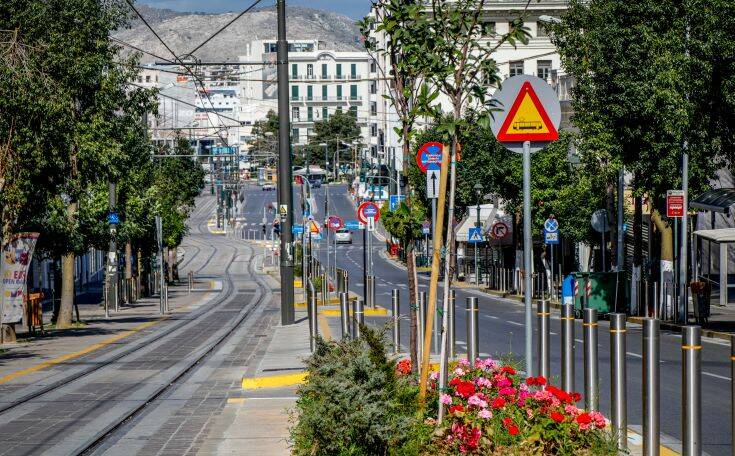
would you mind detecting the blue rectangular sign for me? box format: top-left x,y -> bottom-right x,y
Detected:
107,212 -> 120,225
292,224 -> 304,235
211,146 -> 237,155
544,229 -> 560,245
344,220 -> 360,230
389,195 -> 406,211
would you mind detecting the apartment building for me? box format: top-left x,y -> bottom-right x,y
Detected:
238,39 -> 374,147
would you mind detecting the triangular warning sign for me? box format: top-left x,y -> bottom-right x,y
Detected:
309,220 -> 321,234
469,228 -> 483,242
497,81 -> 558,142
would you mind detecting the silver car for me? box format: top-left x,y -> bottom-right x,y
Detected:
334,228 -> 352,244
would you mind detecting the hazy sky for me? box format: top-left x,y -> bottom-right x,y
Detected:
140,0 -> 372,19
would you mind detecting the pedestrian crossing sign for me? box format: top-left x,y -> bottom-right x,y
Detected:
468,227 -> 483,244
496,81 -> 558,143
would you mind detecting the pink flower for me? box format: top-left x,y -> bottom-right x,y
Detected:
589,411 -> 607,429
440,393 -> 452,405
478,409 -> 492,419
454,367 -> 466,376
458,358 -> 470,367
499,386 -> 516,396
565,404 -> 580,416
430,371 -> 440,381
467,394 -> 488,408
495,376 -> 512,388
475,377 -> 492,388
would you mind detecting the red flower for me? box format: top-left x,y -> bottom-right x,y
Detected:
501,366 -> 516,375
449,405 -> 465,414
508,425 -> 520,435
449,377 -> 461,387
576,413 -> 592,425
455,380 -> 476,399
525,376 -> 548,386
536,376 -> 547,386
491,397 -> 506,408
571,392 -> 582,403
547,386 -> 572,403
550,411 -> 565,423
396,359 -> 412,375
502,417 -> 519,435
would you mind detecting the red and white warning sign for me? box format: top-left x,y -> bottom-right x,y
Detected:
666,190 -> 685,218
491,221 -> 510,240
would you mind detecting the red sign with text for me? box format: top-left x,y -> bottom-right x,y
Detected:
666,190 -> 685,218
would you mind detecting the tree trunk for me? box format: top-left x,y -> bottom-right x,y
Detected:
136,248 -> 143,297
606,182 -> 616,271
172,246 -> 179,281
166,248 -> 173,283
124,241 -> 132,302
633,188 -> 643,315
57,202 -> 77,329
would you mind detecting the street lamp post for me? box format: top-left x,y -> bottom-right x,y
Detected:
474,183 -> 483,286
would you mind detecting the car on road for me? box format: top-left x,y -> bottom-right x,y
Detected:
334,228 -> 352,244
261,182 -> 275,191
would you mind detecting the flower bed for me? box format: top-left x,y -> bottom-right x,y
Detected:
412,358 -> 618,455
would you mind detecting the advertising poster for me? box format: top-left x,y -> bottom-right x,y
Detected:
1,232 -> 39,324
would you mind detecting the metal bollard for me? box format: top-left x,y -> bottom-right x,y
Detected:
466,297 -> 479,367
391,289 -> 400,354
351,298 -> 357,340
561,303 -> 575,392
583,308 -> 599,411
537,300 -> 550,379
448,290 -> 456,359
418,291 -> 426,360
682,326 -> 701,456
308,281 -> 318,352
653,282 -> 659,319
340,292 -> 350,340
188,271 -> 193,292
609,313 -> 628,451
321,272 -> 329,306
354,299 -> 364,339
365,276 -> 373,308
643,318 -> 660,456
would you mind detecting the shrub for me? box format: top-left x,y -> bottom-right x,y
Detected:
290,328 -> 431,456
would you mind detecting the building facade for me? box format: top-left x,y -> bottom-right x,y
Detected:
238,39 -> 374,147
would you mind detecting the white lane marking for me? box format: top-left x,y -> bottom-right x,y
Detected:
489,316 -> 499,320
703,371 -> 731,381
575,338 -> 584,344
627,352 -> 642,358
507,321 -> 523,327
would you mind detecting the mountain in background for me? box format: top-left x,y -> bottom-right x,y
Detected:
115,5 -> 363,63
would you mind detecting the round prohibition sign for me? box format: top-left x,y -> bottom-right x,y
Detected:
491,221 -> 510,240
327,215 -> 344,231
416,142 -> 444,174
357,201 -> 381,224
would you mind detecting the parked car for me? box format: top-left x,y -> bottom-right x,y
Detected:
261,182 -> 275,191
334,228 -> 352,244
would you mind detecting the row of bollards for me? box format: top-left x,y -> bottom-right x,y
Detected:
337,291 -> 364,341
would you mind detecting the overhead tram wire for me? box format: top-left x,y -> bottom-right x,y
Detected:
121,0 -> 232,146
186,0 -> 267,56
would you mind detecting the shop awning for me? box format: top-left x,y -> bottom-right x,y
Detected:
690,188 -> 735,214
692,228 -> 735,243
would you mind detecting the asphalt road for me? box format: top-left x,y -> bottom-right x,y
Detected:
240,181 -> 733,456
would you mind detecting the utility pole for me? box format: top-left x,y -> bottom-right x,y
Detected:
276,0 -> 295,325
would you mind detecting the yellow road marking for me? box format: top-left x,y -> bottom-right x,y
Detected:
242,372 -> 308,390
226,397 -> 246,404
320,306 -> 388,317
317,313 -> 332,341
0,319 -> 162,384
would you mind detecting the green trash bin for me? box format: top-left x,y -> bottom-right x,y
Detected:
572,271 -> 627,316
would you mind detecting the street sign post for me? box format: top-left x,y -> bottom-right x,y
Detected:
357,201 -> 381,225
591,209 -> 609,272
327,215 -> 344,231
491,221 -> 510,240
491,75 -> 561,377
292,224 -> 304,235
416,142 -> 444,174
667,190 -> 685,218
544,217 -> 560,245
345,220 -> 360,230
389,194 -> 406,211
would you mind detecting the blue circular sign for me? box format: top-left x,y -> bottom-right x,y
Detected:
544,218 -> 559,232
416,142 -> 444,173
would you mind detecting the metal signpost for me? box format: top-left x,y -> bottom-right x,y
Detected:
358,202 -> 380,308
591,209 -> 610,272
667,189 -> 685,321
416,142 -> 444,251
544,216 -> 560,295
389,194 -> 406,211
468,227 -> 483,286
491,75 -> 561,376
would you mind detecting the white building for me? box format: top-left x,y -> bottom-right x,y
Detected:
366,0 -> 569,172
238,39 -> 375,147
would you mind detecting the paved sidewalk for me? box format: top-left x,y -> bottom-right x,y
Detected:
0,281 -> 216,389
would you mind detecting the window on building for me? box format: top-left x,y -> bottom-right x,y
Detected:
349,106 -> 357,117
537,60 -> 552,81
322,106 -> 328,119
336,64 -> 342,78
307,64 -> 314,78
536,21 -> 548,37
481,21 -> 496,36
291,128 -> 299,139
350,63 -> 357,78
291,85 -> 299,100
350,84 -> 358,100
291,64 -> 298,78
370,60 -> 377,73
509,61 -> 524,77
370,101 -> 377,116
264,43 -> 277,53
321,63 -> 328,78
322,85 -> 328,100
307,85 -> 313,100
145,75 -> 151,83
369,81 -> 377,94
307,107 -> 313,121
482,70 -> 495,86
370,123 -> 378,137
371,146 -> 377,157
307,128 -> 314,137
292,106 -> 300,120
336,85 -> 343,99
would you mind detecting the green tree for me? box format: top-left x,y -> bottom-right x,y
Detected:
250,110 -> 279,166
303,108 -> 362,170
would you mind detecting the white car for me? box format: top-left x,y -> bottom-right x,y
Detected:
334,228 -> 352,244
261,182 -> 275,191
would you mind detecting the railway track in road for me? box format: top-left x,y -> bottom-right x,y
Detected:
0,197 -> 271,456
